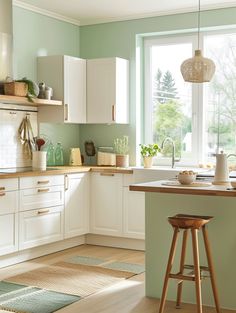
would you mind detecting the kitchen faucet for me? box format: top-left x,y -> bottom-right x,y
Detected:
161,137 -> 177,168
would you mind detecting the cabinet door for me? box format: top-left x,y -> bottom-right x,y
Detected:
19,206 -> 64,250
90,173 -> 123,236
64,56 -> 86,124
65,173 -> 89,238
0,213 -> 18,255
123,187 -> 145,239
87,58 -> 128,124
37,55 -> 86,124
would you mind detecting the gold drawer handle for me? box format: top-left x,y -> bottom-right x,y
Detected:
38,209 -> 50,215
37,180 -> 50,185
0,187 -> 5,191
0,192 -> 6,197
100,173 -> 115,177
38,188 -> 50,193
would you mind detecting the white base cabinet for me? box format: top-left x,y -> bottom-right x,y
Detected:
123,188 -> 145,239
65,173 -> 89,238
0,178 -> 18,255
90,173 -> 123,236
19,206 -> 64,250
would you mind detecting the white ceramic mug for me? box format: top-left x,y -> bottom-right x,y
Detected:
32,151 -> 47,171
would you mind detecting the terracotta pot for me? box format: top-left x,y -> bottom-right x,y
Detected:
143,156 -> 153,168
116,154 -> 129,168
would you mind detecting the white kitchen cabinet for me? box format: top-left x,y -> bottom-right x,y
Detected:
0,179 -> 18,255
64,173 -> 89,238
123,188 -> 145,239
90,172 -> 123,236
37,55 -> 86,124
87,57 -> 129,124
19,206 -> 64,250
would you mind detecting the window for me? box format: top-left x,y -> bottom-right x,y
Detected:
144,30 -> 236,166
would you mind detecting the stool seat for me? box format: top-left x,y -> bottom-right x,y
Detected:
168,214 -> 213,229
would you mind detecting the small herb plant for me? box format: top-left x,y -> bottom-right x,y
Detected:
114,136 -> 129,155
16,77 -> 38,102
140,143 -> 160,157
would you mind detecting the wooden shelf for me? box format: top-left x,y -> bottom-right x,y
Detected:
0,95 -> 62,106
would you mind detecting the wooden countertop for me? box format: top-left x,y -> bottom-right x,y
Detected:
130,180 -> 236,197
0,166 -> 133,179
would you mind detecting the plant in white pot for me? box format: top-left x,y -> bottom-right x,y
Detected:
114,136 -> 129,167
140,143 -> 160,168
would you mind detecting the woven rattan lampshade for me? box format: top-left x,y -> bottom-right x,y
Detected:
180,0 -> 216,83
180,49 -> 216,83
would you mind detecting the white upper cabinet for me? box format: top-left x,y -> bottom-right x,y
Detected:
37,55 -> 86,124
87,57 -> 129,124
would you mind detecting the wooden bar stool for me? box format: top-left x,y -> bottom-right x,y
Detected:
158,214 -> 221,313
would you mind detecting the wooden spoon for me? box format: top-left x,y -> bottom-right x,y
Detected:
36,138 -> 45,151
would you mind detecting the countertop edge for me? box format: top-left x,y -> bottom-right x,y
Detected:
0,166 -> 133,179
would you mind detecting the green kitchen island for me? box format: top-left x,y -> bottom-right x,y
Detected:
130,180 -> 236,310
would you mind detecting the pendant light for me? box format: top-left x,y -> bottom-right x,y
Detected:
180,0 -> 215,83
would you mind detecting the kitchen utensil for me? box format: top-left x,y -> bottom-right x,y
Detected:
32,151 -> 47,171
212,151 -> 229,185
36,138 -> 45,151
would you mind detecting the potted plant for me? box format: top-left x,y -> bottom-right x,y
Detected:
4,77 -> 39,102
140,143 -> 160,168
114,135 -> 129,167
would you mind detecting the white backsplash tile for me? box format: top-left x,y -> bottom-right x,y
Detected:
0,108 -> 38,168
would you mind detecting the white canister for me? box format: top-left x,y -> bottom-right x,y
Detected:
32,151 -> 47,171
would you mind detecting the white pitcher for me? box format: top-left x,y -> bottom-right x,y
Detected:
213,151 -> 229,185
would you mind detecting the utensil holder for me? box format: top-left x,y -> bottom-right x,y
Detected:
32,151 -> 47,171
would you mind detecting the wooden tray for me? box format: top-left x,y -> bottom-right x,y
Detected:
162,181 -> 212,187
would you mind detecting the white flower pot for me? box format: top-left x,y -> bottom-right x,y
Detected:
143,156 -> 153,168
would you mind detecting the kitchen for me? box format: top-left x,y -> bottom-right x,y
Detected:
0,0 -> 236,313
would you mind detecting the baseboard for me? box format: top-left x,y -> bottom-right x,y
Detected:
0,235 -> 86,269
85,234 -> 145,251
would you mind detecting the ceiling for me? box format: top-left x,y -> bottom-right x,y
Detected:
14,0 -> 236,26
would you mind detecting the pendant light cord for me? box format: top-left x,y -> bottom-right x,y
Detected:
197,0 -> 200,49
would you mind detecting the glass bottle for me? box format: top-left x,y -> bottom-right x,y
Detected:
55,142 -> 64,166
46,142 -> 55,166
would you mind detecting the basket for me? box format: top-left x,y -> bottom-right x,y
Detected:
4,82 -> 28,97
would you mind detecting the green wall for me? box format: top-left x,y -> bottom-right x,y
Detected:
79,7 -> 236,165
13,6 -> 80,164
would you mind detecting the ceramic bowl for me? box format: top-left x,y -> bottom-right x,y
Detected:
230,180 -> 236,188
177,171 -> 197,185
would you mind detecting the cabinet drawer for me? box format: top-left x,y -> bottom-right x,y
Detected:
0,213 -> 18,255
19,186 -> 64,212
0,191 -> 18,215
19,206 -> 64,250
20,175 -> 64,189
0,178 -> 18,191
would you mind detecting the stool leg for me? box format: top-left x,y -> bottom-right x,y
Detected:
202,226 -> 221,313
159,227 -> 179,313
176,229 -> 189,309
191,229 -> 202,313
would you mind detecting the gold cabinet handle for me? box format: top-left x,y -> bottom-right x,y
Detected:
65,103 -> 69,121
37,180 -> 49,185
38,209 -> 50,215
0,192 -> 6,197
37,188 -> 50,193
0,187 -> 5,191
112,105 -> 116,121
100,173 -> 115,177
65,174 -> 69,191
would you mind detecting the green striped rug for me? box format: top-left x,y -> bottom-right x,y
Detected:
0,281 -> 80,313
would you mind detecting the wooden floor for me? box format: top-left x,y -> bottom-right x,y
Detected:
0,244 -> 234,313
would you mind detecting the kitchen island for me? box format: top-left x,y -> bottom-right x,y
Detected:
130,180 -> 236,310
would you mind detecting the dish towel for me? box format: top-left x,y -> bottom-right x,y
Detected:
18,115 -> 36,159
